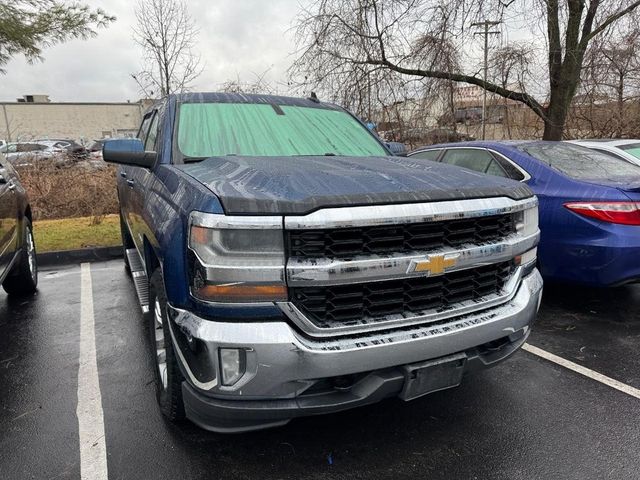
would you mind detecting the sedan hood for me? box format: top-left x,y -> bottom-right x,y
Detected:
176,155 -> 533,215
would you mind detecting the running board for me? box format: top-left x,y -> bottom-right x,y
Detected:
126,248 -> 149,313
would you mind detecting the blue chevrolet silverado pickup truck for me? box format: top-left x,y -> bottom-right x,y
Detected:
103,92 -> 542,433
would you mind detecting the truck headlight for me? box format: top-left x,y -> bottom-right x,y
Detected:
514,201 -> 539,276
515,203 -> 539,238
188,212 -> 286,303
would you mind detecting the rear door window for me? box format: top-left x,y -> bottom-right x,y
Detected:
410,149 -> 442,161
518,143 -> 640,180
441,148 -> 508,178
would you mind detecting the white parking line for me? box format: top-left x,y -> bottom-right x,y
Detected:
77,263 -> 108,480
523,343 -> 640,400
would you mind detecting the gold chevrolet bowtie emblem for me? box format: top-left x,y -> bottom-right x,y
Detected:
409,254 -> 460,276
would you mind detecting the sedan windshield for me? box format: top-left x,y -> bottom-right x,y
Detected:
177,102 -> 388,159
518,143 -> 640,180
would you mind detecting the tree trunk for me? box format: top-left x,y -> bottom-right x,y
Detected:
542,98 -> 570,140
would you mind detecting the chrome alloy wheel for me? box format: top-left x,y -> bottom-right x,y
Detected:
154,299 -> 168,389
26,227 -> 36,281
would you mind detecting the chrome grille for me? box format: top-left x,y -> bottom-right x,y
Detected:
289,262 -> 515,328
287,214 -> 516,259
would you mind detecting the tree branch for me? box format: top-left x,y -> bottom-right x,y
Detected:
364,57 -> 547,121
584,0 -> 640,44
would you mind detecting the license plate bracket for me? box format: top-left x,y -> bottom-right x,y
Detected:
399,353 -> 467,401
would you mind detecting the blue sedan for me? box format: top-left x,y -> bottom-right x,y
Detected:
408,141 -> 640,286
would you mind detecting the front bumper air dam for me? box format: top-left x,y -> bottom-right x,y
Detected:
172,269 -> 543,433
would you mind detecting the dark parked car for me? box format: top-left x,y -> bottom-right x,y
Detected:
0,153 -> 37,295
408,141 -> 640,286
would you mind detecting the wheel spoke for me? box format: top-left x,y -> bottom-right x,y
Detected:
153,299 -> 168,390
26,228 -> 36,280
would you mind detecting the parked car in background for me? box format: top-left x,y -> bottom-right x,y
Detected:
102,92 -> 541,432
0,152 -> 37,295
0,140 -> 93,167
88,139 -> 108,159
408,141 -> 640,286
385,141 -> 408,155
34,138 -> 88,159
567,139 -> 640,166
0,141 -> 63,166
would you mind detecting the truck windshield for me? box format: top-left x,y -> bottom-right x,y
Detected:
619,143 -> 640,160
177,102 -> 388,158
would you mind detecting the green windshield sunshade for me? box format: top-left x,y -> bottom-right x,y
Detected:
622,147 -> 640,160
177,103 -> 388,158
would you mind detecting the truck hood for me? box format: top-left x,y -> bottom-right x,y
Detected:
176,155 -> 533,215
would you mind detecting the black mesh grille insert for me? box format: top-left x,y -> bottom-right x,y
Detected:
287,214 -> 516,259
290,262 -> 514,328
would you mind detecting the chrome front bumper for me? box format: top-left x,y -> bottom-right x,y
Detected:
168,269 -> 543,432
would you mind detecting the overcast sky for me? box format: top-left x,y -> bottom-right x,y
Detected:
1,0 -> 305,102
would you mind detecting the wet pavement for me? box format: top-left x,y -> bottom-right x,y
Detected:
1,260 -> 639,480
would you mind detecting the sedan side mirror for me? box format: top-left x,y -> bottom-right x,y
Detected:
103,138 -> 157,168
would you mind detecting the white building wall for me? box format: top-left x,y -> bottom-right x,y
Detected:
0,102 -> 148,144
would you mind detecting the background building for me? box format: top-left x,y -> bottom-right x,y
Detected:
0,94 -> 154,144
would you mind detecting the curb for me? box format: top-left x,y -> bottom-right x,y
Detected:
38,246 -> 123,267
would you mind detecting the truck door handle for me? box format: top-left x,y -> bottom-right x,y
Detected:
7,181 -> 15,191
126,179 -> 135,188
120,171 -> 127,178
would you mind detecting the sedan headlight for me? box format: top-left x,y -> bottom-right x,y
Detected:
189,212 -> 286,303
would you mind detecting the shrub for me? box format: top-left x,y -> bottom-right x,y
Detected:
16,158 -> 119,222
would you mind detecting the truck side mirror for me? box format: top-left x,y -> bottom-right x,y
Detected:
103,138 -> 157,168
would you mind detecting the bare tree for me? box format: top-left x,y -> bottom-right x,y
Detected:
291,0 -> 640,140
220,69 -> 278,95
577,20 -> 640,137
132,0 -> 203,96
489,44 -> 534,138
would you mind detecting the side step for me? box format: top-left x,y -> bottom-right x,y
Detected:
126,248 -> 150,313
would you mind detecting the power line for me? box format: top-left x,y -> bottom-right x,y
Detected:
472,20 -> 501,140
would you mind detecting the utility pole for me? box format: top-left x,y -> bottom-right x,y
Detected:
472,20 -> 501,140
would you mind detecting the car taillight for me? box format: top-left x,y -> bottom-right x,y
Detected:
564,202 -> 640,225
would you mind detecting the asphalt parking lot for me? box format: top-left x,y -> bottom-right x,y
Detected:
1,260 -> 639,480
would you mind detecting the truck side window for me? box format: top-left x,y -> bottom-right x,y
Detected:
441,149 -> 508,178
145,113 -> 159,151
411,150 -> 441,161
137,114 -> 153,142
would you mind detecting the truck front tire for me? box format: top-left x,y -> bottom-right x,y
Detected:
120,212 -> 133,276
148,269 -> 185,422
3,219 -> 38,296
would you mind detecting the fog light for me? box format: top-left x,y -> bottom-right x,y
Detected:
219,348 -> 246,386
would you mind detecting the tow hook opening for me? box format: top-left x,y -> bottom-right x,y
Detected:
331,375 -> 358,391
478,336 -> 511,353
